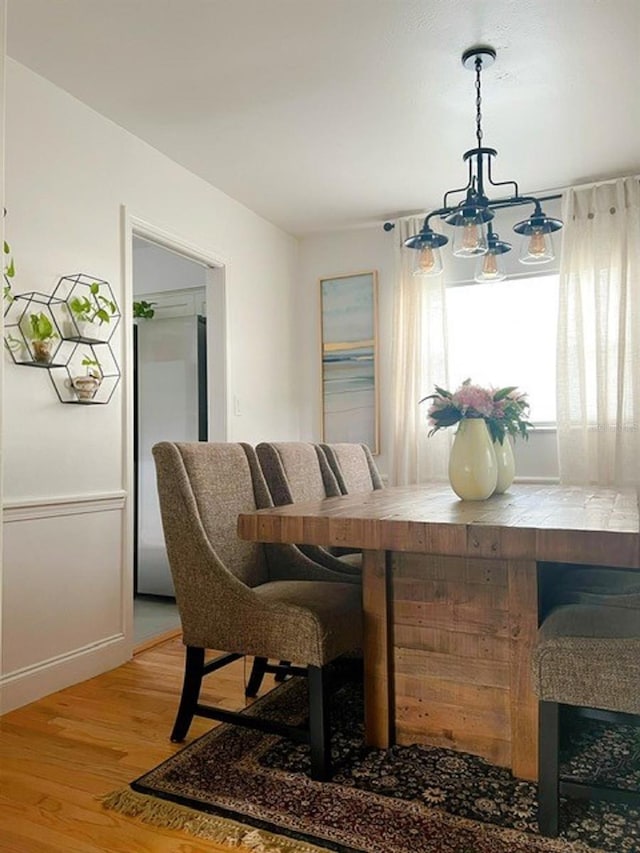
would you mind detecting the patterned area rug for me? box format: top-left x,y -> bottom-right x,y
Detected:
105,676 -> 640,853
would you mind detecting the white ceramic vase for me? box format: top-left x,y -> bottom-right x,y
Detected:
448,418 -> 497,501
493,437 -> 515,494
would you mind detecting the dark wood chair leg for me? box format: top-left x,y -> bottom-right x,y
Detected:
308,664 -> 331,782
274,660 -> 292,682
538,700 -> 560,837
171,646 -> 205,742
245,656 -> 268,697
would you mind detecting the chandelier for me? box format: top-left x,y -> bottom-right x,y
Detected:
387,47 -> 562,282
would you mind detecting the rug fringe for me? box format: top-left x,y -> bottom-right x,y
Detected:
101,787 -> 329,853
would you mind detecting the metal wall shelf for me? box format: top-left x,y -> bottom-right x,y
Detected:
3,275 -> 121,404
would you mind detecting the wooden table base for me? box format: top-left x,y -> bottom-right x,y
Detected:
364,550 -> 539,781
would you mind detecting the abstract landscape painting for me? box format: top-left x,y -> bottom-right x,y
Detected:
320,271 -> 378,453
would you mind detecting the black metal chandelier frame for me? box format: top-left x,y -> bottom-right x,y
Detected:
385,46 -> 563,277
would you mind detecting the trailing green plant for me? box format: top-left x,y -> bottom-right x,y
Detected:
133,299 -> 156,319
3,239 -> 15,303
5,333 -> 23,352
69,282 -> 117,326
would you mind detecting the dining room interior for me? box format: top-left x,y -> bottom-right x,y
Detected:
1,1 -> 639,852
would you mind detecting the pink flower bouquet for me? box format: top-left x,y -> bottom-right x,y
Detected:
421,378 -> 532,444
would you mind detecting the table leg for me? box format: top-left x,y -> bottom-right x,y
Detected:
508,559 -> 539,781
362,549 -> 393,748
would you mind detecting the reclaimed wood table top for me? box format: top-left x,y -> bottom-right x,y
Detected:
238,483 -> 640,568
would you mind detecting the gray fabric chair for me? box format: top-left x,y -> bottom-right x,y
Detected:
255,441 -> 362,575
319,442 -> 384,495
531,603 -> 640,836
545,564 -> 640,611
152,441 -> 362,781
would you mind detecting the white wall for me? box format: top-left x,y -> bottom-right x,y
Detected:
1,59 -> 301,712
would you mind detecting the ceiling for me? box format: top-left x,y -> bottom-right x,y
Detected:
7,0 -> 640,236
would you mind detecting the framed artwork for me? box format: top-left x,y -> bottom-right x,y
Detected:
319,270 -> 379,454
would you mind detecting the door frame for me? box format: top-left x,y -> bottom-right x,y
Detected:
121,207 -> 228,649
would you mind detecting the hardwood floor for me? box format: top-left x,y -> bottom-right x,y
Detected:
0,637 -> 276,853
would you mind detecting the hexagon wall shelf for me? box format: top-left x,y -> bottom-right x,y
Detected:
51,273 -> 121,344
4,291 -> 74,367
3,276 -> 121,404
48,341 -> 120,405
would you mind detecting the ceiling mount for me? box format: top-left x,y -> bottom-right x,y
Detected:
461,46 -> 496,71
401,45 -> 562,282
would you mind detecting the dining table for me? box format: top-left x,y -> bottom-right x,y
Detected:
237,482 -> 640,781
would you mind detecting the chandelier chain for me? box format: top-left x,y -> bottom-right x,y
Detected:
475,57 -> 483,147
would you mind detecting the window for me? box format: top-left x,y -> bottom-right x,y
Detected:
446,275 -> 559,424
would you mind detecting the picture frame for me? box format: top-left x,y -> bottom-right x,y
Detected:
319,270 -> 379,454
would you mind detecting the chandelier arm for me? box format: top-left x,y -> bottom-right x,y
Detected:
381,192 -> 563,234
485,193 -> 561,213
443,159 -> 474,208
486,155 -> 519,197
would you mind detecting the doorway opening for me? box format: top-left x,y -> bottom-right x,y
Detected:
131,235 -> 214,646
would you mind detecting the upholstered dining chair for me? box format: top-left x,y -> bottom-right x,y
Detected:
319,442 -> 384,495
152,441 -> 362,781
255,441 -> 362,575
545,564 -> 640,611
531,602 -> 640,836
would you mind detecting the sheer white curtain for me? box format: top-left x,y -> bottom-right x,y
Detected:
390,217 -> 450,485
557,176 -> 640,485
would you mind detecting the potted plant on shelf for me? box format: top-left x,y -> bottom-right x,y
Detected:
133,300 -> 156,319
71,355 -> 102,401
68,281 -> 118,338
28,312 -> 59,364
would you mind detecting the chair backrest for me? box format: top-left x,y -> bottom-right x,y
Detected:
256,441 -> 341,505
153,442 -> 271,600
319,443 -> 384,494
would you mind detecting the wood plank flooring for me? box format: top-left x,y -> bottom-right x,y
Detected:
0,637 -> 279,853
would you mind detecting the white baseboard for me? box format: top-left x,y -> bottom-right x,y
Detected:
2,489 -> 132,714
0,632 -> 129,715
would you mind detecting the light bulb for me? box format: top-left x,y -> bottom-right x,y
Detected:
417,247 -> 434,273
462,222 -> 481,251
474,250 -> 506,283
452,217 -> 486,257
519,228 -> 554,264
482,253 -> 499,276
527,230 -> 547,257
412,245 -> 442,276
